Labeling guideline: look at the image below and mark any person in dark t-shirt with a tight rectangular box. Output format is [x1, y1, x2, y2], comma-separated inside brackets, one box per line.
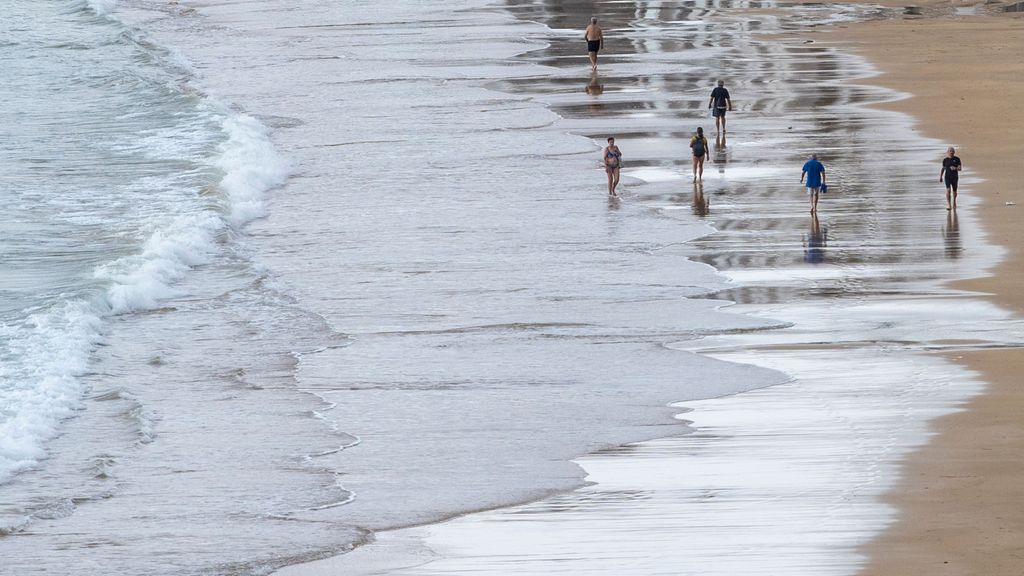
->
[939, 146, 962, 211]
[708, 80, 732, 133]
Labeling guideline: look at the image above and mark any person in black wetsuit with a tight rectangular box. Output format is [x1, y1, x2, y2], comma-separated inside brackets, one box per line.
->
[939, 146, 962, 211]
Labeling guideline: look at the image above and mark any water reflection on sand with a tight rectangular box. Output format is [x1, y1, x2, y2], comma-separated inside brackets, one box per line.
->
[280, 1, 1020, 575]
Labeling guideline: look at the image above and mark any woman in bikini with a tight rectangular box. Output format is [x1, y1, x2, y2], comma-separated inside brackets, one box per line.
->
[604, 136, 622, 197]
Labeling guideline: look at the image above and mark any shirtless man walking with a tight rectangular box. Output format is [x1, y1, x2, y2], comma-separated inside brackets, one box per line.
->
[584, 17, 603, 70]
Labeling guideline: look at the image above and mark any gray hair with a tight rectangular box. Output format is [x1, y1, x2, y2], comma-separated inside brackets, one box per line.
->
[717, 79, 724, 86]
[811, 153, 818, 160]
[591, 17, 598, 23]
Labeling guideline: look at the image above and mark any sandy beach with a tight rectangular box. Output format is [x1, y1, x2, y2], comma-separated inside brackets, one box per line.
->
[825, 3, 1024, 574]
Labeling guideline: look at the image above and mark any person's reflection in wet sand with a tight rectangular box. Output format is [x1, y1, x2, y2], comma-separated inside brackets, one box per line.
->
[692, 181, 709, 216]
[585, 71, 605, 113]
[585, 70, 604, 96]
[803, 213, 827, 263]
[942, 209, 961, 259]
[714, 132, 727, 174]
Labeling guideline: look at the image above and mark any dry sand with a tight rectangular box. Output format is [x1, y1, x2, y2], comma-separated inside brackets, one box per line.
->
[823, 4, 1024, 574]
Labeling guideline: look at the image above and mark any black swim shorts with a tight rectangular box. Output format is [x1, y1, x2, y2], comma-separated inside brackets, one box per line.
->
[587, 40, 601, 53]
[712, 107, 727, 118]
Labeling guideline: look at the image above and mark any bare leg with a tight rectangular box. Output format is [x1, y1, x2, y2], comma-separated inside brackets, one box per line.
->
[589, 51, 597, 70]
[810, 190, 819, 213]
[720, 115, 726, 133]
[946, 186, 953, 210]
[697, 156, 704, 180]
[611, 168, 620, 196]
[607, 170, 615, 196]
[691, 156, 698, 182]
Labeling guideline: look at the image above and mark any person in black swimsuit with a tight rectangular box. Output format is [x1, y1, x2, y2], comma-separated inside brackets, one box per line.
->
[604, 136, 622, 197]
[939, 146, 962, 210]
[584, 17, 603, 70]
[689, 127, 709, 182]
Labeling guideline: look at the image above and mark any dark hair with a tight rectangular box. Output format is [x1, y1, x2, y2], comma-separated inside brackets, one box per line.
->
[696, 127, 703, 135]
[607, 137, 615, 142]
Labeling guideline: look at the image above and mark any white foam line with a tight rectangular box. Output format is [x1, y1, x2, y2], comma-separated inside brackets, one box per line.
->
[314, 348, 981, 576]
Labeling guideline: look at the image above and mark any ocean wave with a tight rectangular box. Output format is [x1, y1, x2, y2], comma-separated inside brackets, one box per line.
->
[218, 114, 292, 227]
[0, 0, 290, 486]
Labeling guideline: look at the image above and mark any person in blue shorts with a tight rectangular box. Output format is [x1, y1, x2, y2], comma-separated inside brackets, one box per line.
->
[800, 153, 826, 213]
[708, 80, 732, 133]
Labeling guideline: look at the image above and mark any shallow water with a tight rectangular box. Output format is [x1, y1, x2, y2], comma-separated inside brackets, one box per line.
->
[278, 1, 1023, 575]
[2, 1, 783, 574]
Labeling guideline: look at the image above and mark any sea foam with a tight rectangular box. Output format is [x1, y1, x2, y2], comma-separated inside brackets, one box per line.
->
[0, 108, 289, 486]
[97, 110, 288, 315]
[218, 114, 291, 228]
[0, 302, 102, 485]
[84, 0, 117, 16]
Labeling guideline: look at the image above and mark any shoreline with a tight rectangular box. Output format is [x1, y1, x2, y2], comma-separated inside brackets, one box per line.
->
[824, 4, 1024, 574]
[273, 3, 1021, 574]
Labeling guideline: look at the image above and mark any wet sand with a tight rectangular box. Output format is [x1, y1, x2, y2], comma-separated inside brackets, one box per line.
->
[822, 4, 1024, 574]
[275, 2, 1024, 574]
